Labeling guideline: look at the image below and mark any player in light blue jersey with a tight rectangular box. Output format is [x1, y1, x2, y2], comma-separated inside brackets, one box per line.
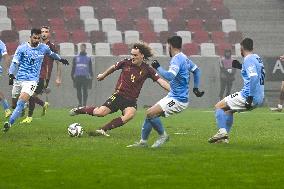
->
[127, 36, 204, 148]
[208, 38, 265, 143]
[0, 39, 12, 118]
[3, 28, 69, 132]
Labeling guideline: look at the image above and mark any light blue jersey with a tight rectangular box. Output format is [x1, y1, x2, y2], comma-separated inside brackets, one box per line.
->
[240, 53, 265, 105]
[10, 42, 61, 82]
[0, 40, 8, 74]
[168, 52, 198, 103]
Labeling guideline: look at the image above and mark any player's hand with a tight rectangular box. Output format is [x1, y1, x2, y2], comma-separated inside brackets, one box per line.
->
[245, 96, 253, 110]
[151, 60, 160, 70]
[55, 77, 61, 87]
[97, 73, 104, 81]
[280, 55, 284, 61]
[8, 74, 15, 85]
[59, 59, 69, 65]
[232, 60, 242, 70]
[193, 88, 205, 97]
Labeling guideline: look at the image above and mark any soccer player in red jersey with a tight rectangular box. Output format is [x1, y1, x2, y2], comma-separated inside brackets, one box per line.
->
[21, 26, 62, 123]
[69, 42, 170, 136]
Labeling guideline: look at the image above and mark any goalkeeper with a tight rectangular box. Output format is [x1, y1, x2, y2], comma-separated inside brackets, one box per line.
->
[127, 36, 204, 148]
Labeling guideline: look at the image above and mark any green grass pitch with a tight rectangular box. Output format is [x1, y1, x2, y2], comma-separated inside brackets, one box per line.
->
[0, 108, 284, 189]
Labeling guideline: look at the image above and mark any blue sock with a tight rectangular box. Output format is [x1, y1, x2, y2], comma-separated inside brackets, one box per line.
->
[149, 117, 165, 135]
[0, 99, 9, 110]
[215, 108, 226, 129]
[141, 118, 152, 141]
[9, 99, 26, 125]
[225, 114, 233, 133]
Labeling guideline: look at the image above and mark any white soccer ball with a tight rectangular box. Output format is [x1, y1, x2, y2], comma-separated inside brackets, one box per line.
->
[67, 123, 83, 137]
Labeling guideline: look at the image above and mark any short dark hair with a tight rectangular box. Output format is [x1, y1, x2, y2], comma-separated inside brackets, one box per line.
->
[31, 28, 41, 36]
[41, 26, 50, 30]
[240, 38, 253, 51]
[81, 43, 86, 48]
[167, 36, 182, 49]
[132, 42, 153, 60]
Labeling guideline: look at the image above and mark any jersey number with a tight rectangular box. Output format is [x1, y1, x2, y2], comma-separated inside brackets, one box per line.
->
[130, 74, 135, 82]
[167, 100, 175, 107]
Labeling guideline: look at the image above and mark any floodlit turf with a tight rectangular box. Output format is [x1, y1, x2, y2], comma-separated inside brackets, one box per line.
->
[0, 107, 284, 189]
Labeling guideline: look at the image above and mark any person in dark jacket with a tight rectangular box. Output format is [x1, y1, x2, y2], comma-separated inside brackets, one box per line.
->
[71, 43, 93, 107]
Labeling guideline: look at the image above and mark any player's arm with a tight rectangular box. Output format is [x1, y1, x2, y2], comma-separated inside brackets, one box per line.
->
[97, 64, 116, 81]
[156, 78, 170, 92]
[8, 47, 21, 85]
[45, 46, 69, 65]
[151, 60, 175, 81]
[244, 63, 258, 109]
[191, 65, 205, 97]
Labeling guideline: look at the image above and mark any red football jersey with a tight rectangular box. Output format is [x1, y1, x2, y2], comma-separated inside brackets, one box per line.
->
[39, 41, 58, 79]
[114, 59, 160, 101]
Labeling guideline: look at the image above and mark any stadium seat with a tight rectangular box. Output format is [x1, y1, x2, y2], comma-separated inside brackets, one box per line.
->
[148, 7, 163, 21]
[210, 0, 224, 9]
[222, 19, 237, 33]
[9, 5, 26, 19]
[76, 42, 93, 55]
[198, 7, 216, 20]
[181, 7, 199, 19]
[90, 31, 106, 43]
[135, 18, 153, 33]
[200, 43, 216, 56]
[182, 42, 200, 56]
[228, 31, 243, 44]
[164, 7, 180, 21]
[101, 18, 117, 32]
[191, 0, 210, 9]
[49, 18, 65, 30]
[0, 30, 18, 42]
[126, 0, 141, 10]
[30, 18, 49, 28]
[234, 43, 241, 57]
[117, 19, 135, 31]
[5, 41, 18, 55]
[71, 30, 88, 44]
[96, 7, 114, 20]
[215, 7, 231, 19]
[62, 6, 78, 20]
[153, 19, 168, 33]
[129, 8, 146, 19]
[141, 32, 157, 43]
[0, 18, 12, 31]
[107, 30, 122, 44]
[113, 6, 129, 21]
[84, 18, 99, 32]
[79, 6, 94, 20]
[54, 31, 70, 43]
[0, 5, 7, 18]
[13, 18, 30, 30]
[187, 19, 203, 32]
[193, 30, 209, 43]
[215, 42, 232, 56]
[65, 17, 84, 30]
[159, 31, 172, 44]
[168, 19, 186, 33]
[23, 0, 37, 9]
[59, 42, 75, 56]
[149, 43, 164, 56]
[19, 30, 30, 43]
[175, 0, 191, 9]
[176, 31, 192, 44]
[204, 18, 221, 31]
[211, 31, 226, 43]
[124, 30, 140, 44]
[95, 43, 111, 56]
[44, 8, 62, 19]
[112, 43, 128, 56]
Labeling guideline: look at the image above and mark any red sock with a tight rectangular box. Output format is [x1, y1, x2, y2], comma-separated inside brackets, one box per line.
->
[101, 117, 124, 131]
[77, 106, 96, 115]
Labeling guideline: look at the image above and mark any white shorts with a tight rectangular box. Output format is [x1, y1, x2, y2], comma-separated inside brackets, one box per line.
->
[12, 80, 37, 98]
[157, 96, 188, 117]
[224, 92, 253, 112]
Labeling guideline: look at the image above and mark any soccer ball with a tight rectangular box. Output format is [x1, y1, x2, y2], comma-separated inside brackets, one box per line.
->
[67, 123, 83, 137]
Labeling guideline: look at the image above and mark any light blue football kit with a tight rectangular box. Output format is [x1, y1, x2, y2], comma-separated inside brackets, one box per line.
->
[0, 40, 10, 111]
